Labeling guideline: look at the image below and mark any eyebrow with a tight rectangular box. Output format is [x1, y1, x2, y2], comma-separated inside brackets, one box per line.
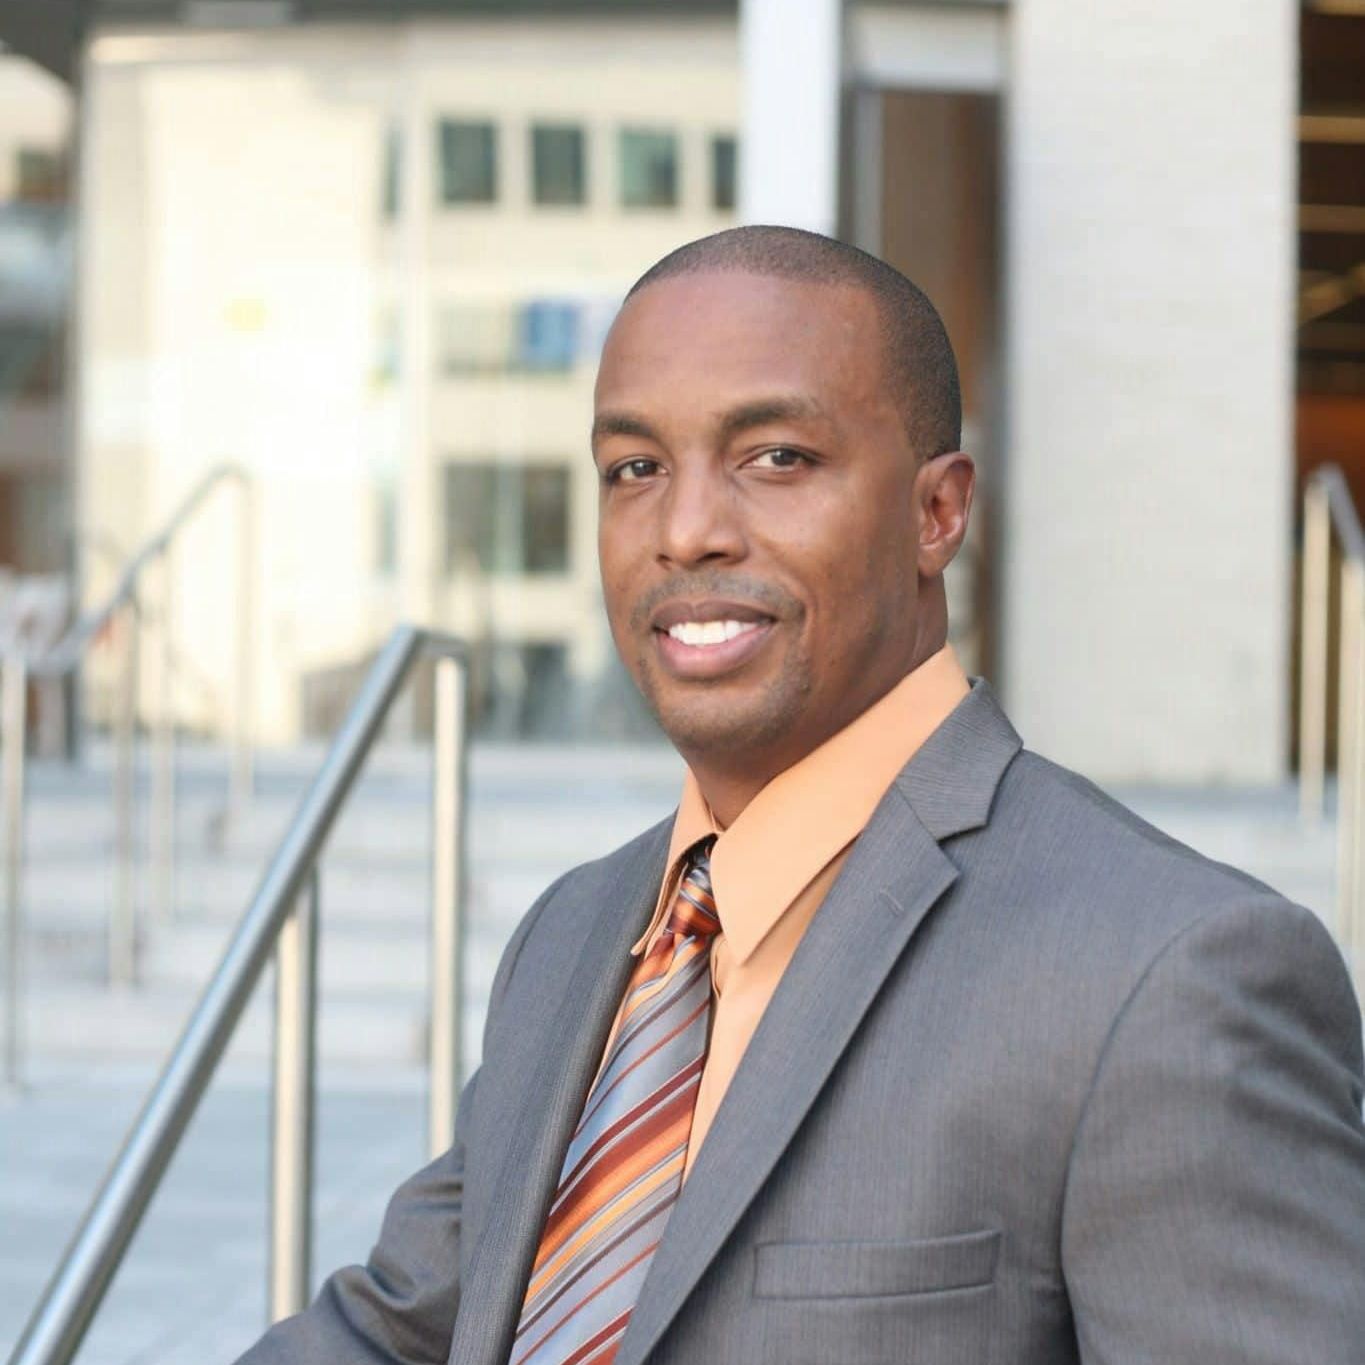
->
[715, 396, 827, 444]
[591, 411, 659, 448]
[591, 395, 827, 450]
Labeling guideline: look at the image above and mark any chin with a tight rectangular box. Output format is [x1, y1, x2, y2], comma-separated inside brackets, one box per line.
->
[628, 639, 815, 756]
[658, 710, 760, 757]
[649, 683, 809, 760]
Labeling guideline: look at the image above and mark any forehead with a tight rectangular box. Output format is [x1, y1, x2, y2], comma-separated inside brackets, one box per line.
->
[594, 270, 888, 421]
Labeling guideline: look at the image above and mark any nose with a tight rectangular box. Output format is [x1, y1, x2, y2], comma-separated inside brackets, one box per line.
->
[655, 460, 747, 569]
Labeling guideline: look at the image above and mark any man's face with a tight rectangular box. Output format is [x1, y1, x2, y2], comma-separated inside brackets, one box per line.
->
[593, 270, 944, 773]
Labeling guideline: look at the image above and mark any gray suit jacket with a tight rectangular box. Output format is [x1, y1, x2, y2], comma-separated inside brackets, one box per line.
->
[239, 678, 1365, 1365]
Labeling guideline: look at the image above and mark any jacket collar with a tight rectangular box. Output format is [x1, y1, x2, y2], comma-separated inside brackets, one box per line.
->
[894, 674, 1023, 840]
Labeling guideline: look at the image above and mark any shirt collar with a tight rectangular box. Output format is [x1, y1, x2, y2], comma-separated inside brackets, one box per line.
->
[632, 642, 971, 963]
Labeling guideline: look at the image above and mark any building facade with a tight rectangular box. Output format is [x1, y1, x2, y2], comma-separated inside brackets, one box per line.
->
[77, 14, 740, 743]
[0, 51, 70, 579]
[1, 0, 1335, 783]
[745, 0, 1300, 784]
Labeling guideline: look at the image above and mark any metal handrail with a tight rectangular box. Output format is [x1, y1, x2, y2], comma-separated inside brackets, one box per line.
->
[2, 462, 256, 1091]
[1298, 464, 1365, 964]
[30, 463, 246, 678]
[8, 625, 471, 1365]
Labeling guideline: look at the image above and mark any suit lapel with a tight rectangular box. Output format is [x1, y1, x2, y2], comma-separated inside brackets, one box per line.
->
[448, 822, 672, 1365]
[616, 678, 1022, 1365]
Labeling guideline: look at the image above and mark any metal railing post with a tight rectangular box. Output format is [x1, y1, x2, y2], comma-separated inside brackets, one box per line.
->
[3, 654, 28, 1090]
[110, 601, 140, 987]
[232, 475, 256, 814]
[269, 865, 319, 1324]
[1337, 560, 1365, 949]
[1348, 565, 1365, 972]
[1300, 480, 1330, 824]
[151, 549, 176, 921]
[428, 653, 468, 1158]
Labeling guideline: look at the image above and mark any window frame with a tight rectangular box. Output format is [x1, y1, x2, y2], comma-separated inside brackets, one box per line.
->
[531, 122, 588, 208]
[618, 126, 680, 210]
[436, 118, 499, 207]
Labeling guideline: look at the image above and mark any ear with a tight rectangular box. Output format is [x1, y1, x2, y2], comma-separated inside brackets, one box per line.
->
[916, 451, 975, 577]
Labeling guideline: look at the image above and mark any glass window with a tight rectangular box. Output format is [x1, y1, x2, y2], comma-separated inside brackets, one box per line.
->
[381, 125, 401, 219]
[439, 302, 515, 374]
[374, 306, 400, 384]
[711, 134, 737, 211]
[517, 300, 579, 372]
[532, 124, 586, 206]
[0, 204, 69, 399]
[0, 324, 61, 399]
[374, 475, 396, 574]
[15, 148, 64, 203]
[619, 129, 678, 208]
[439, 299, 584, 374]
[476, 642, 571, 740]
[443, 462, 570, 573]
[438, 120, 497, 205]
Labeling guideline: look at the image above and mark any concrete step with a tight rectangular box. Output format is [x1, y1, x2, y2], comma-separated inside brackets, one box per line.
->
[16, 853, 563, 923]
[23, 865, 556, 985]
[137, 914, 514, 995]
[29, 987, 424, 1068]
[25, 952, 505, 1070]
[17, 789, 677, 860]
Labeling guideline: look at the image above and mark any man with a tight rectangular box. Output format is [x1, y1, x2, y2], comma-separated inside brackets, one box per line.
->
[239, 226, 1365, 1365]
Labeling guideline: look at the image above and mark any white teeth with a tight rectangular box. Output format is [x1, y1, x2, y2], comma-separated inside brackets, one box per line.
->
[667, 620, 760, 647]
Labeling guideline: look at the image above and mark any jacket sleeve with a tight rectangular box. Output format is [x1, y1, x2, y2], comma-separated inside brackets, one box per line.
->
[232, 872, 568, 1365]
[1060, 895, 1365, 1364]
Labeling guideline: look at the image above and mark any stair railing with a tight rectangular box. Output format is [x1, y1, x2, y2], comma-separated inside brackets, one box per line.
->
[7, 625, 471, 1365]
[1, 462, 255, 1090]
[1298, 463, 1365, 965]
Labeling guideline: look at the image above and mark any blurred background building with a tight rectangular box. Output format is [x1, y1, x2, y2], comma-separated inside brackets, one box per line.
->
[3, 5, 1363, 1362]
[7, 4, 744, 750]
[0, 0, 1356, 782]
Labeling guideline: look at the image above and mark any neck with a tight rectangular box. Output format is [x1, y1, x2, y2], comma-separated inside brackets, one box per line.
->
[686, 617, 949, 828]
[691, 760, 784, 831]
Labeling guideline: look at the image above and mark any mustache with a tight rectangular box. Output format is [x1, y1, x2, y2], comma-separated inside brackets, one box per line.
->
[629, 571, 800, 631]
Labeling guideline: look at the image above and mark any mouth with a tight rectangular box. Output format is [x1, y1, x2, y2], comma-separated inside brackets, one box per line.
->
[649, 598, 779, 681]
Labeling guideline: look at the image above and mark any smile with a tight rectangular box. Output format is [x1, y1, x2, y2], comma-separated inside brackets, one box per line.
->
[653, 617, 776, 679]
[666, 619, 763, 646]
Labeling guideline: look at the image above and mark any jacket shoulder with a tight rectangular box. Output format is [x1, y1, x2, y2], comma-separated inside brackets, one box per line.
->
[977, 747, 1323, 956]
[949, 748, 1356, 1090]
[1007, 747, 1282, 889]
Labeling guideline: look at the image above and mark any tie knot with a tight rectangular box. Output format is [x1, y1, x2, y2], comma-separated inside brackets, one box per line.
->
[665, 837, 720, 941]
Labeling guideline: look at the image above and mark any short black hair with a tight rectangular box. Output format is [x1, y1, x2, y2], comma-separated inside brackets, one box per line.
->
[625, 224, 962, 462]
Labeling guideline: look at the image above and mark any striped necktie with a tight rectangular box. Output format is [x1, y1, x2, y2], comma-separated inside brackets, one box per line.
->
[510, 837, 721, 1365]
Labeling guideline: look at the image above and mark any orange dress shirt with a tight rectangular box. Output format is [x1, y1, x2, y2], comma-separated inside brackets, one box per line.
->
[591, 643, 970, 1181]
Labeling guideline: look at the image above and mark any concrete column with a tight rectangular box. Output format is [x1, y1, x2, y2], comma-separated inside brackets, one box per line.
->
[1004, 0, 1297, 783]
[739, 0, 844, 233]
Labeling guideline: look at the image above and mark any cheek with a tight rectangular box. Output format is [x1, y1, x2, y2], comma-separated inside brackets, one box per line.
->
[792, 517, 917, 648]
[596, 519, 631, 599]
[597, 524, 651, 661]
[782, 490, 869, 575]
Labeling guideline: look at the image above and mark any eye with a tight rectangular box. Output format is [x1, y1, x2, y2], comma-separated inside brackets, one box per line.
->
[747, 447, 812, 471]
[606, 457, 663, 484]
